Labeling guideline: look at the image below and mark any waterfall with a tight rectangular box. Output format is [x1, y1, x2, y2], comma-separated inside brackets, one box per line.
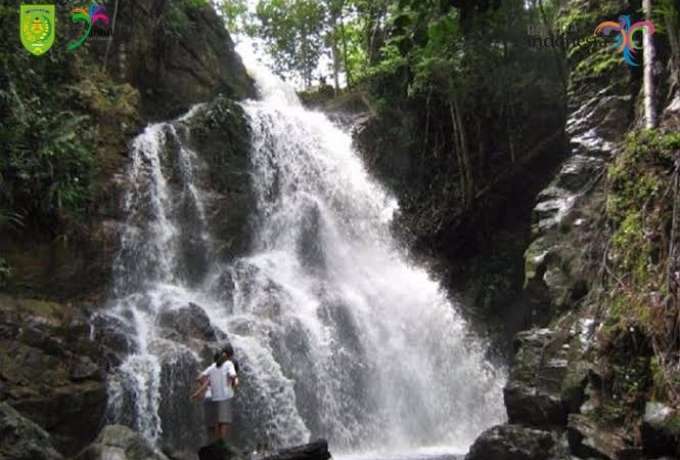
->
[103, 60, 506, 456]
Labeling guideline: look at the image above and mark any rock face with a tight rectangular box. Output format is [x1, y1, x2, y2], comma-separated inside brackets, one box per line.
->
[0, 402, 64, 460]
[75, 0, 256, 119]
[522, 0, 634, 321]
[464, 1, 650, 457]
[0, 295, 112, 456]
[74, 425, 170, 460]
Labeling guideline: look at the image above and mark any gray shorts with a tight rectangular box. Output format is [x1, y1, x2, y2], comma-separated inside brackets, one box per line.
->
[204, 399, 233, 427]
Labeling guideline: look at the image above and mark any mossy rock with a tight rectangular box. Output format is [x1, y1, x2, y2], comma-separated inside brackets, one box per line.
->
[185, 96, 255, 262]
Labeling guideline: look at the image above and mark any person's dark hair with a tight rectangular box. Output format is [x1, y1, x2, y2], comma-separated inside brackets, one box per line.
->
[214, 350, 227, 368]
[222, 343, 234, 358]
[221, 343, 239, 373]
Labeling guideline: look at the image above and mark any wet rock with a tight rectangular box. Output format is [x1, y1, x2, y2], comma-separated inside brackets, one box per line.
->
[0, 402, 63, 460]
[157, 302, 218, 341]
[75, 425, 170, 460]
[90, 313, 136, 360]
[464, 424, 564, 460]
[262, 440, 332, 460]
[198, 439, 331, 460]
[641, 401, 680, 458]
[186, 98, 256, 263]
[567, 414, 641, 460]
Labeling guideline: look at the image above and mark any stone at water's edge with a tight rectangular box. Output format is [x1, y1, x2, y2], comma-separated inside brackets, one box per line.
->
[262, 440, 331, 460]
[198, 439, 331, 460]
[0, 402, 63, 460]
[503, 326, 588, 429]
[464, 424, 567, 460]
[74, 425, 170, 460]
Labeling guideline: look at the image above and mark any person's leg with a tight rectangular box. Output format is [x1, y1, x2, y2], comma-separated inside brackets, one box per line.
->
[204, 400, 218, 443]
[216, 399, 232, 440]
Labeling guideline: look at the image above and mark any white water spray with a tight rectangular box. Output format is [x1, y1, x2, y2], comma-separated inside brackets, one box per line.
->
[104, 56, 506, 455]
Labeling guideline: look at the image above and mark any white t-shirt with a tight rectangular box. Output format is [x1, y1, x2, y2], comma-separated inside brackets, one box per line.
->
[200, 360, 237, 401]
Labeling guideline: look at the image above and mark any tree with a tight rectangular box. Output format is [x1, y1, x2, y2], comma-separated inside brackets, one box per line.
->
[255, 0, 326, 88]
[642, 0, 658, 128]
[221, 0, 254, 40]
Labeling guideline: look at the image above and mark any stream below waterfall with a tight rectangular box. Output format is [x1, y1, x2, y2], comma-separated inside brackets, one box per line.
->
[99, 55, 507, 457]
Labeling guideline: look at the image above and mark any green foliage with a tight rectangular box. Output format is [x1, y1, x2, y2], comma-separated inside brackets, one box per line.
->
[599, 129, 680, 411]
[255, 0, 326, 88]
[0, 4, 136, 235]
[221, 0, 254, 38]
[161, 0, 208, 40]
[185, 0, 208, 10]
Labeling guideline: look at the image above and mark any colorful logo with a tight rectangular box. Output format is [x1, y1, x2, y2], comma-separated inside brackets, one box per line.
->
[67, 3, 110, 50]
[594, 15, 655, 67]
[20, 5, 55, 56]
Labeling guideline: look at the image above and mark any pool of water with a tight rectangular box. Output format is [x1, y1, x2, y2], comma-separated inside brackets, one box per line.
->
[335, 446, 465, 460]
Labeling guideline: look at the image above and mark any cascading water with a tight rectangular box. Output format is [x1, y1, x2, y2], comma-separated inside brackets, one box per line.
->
[102, 59, 507, 456]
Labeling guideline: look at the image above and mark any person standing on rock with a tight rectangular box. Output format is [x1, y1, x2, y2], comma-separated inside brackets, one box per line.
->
[191, 347, 239, 441]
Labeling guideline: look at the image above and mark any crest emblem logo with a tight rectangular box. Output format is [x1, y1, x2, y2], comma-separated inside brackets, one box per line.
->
[20, 5, 55, 56]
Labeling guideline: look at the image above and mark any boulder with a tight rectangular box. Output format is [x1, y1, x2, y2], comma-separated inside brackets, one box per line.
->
[157, 302, 218, 342]
[503, 328, 576, 428]
[464, 424, 565, 460]
[0, 402, 63, 460]
[641, 401, 680, 458]
[75, 425, 170, 460]
[98, 0, 256, 119]
[262, 440, 332, 460]
[198, 439, 331, 460]
[567, 414, 642, 460]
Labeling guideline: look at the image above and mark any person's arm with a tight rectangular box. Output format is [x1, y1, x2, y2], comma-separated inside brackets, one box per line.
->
[196, 364, 212, 383]
[190, 379, 209, 400]
[227, 361, 239, 388]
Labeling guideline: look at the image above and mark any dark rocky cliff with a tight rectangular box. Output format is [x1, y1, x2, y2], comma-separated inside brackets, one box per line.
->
[0, 0, 255, 456]
[464, 0, 680, 458]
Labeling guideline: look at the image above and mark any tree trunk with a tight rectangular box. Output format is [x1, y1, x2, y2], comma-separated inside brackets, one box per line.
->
[331, 24, 340, 93]
[339, 12, 352, 86]
[452, 92, 474, 206]
[450, 102, 468, 206]
[102, 0, 120, 72]
[643, 0, 657, 128]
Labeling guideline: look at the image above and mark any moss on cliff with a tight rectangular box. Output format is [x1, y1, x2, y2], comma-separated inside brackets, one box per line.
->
[590, 129, 680, 425]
